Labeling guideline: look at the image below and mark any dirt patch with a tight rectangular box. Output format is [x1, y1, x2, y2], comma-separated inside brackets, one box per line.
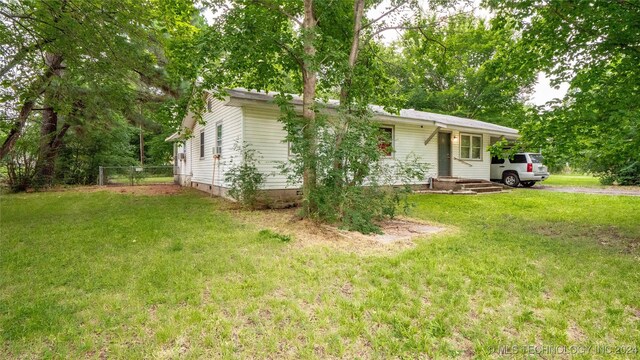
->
[567, 322, 586, 342]
[234, 208, 449, 254]
[56, 184, 183, 196]
[528, 223, 639, 254]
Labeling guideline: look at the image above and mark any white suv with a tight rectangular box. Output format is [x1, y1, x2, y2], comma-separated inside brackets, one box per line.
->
[490, 153, 550, 187]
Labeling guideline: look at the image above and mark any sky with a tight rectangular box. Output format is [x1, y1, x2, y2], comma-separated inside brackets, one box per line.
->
[530, 73, 570, 106]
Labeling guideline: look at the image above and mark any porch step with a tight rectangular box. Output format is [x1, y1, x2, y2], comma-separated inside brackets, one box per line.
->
[461, 183, 496, 189]
[454, 178, 490, 184]
[430, 177, 506, 194]
[470, 186, 504, 193]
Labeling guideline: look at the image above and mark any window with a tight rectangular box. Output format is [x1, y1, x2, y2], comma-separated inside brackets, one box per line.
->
[199, 131, 205, 158]
[529, 154, 544, 163]
[510, 154, 527, 163]
[378, 126, 394, 157]
[215, 123, 222, 155]
[207, 98, 212, 112]
[491, 156, 504, 164]
[460, 134, 482, 160]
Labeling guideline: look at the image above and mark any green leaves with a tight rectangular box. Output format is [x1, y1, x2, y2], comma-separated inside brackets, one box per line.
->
[390, 13, 534, 127]
[489, 0, 640, 183]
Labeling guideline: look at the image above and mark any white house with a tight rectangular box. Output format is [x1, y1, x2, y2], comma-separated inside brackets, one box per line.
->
[167, 88, 519, 199]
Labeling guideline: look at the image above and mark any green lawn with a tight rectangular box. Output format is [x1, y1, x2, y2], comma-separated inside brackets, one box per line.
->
[1, 189, 639, 358]
[544, 174, 602, 187]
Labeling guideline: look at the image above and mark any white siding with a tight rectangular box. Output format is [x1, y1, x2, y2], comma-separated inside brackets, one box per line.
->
[181, 101, 496, 190]
[243, 107, 292, 189]
[386, 122, 439, 183]
[449, 130, 491, 180]
[243, 108, 443, 188]
[188, 96, 243, 187]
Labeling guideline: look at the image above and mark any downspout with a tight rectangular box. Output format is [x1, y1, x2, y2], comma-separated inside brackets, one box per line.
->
[211, 154, 218, 197]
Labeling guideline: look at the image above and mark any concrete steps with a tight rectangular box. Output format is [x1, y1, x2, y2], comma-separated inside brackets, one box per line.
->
[460, 182, 504, 193]
[467, 186, 504, 193]
[430, 177, 506, 194]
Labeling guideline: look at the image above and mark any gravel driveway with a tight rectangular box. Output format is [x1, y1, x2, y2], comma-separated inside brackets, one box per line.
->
[526, 185, 640, 196]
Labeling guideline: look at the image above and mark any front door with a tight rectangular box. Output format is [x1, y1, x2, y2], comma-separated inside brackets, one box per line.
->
[438, 132, 451, 177]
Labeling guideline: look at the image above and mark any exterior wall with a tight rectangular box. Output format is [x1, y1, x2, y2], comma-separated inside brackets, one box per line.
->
[243, 106, 294, 189]
[243, 106, 441, 188]
[449, 130, 491, 180]
[175, 96, 243, 189]
[388, 122, 439, 182]
[176, 101, 499, 193]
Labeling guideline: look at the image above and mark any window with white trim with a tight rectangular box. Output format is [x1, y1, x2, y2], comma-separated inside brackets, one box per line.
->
[199, 130, 205, 159]
[460, 133, 482, 160]
[378, 126, 394, 157]
[215, 123, 222, 155]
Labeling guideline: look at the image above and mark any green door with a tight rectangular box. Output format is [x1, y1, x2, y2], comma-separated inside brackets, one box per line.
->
[438, 133, 451, 177]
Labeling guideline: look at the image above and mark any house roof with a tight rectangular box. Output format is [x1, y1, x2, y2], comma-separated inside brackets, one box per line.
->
[225, 88, 519, 136]
[167, 88, 519, 141]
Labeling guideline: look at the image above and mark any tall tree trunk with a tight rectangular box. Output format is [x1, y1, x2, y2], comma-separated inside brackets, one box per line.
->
[301, 0, 318, 216]
[334, 0, 365, 183]
[0, 54, 64, 159]
[339, 0, 365, 106]
[34, 53, 65, 187]
[35, 105, 59, 185]
[139, 125, 145, 166]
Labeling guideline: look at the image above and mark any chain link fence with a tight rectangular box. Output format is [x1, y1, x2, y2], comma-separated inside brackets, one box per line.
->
[98, 166, 175, 186]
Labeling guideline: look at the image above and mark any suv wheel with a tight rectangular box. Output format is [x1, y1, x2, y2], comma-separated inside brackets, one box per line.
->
[503, 172, 520, 187]
[521, 181, 536, 188]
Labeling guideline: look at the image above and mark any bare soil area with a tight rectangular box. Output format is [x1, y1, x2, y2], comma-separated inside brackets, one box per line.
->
[54, 184, 183, 195]
[233, 207, 450, 254]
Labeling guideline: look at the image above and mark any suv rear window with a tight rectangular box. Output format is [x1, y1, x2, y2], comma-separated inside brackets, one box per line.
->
[529, 154, 544, 163]
[510, 154, 527, 163]
[491, 156, 505, 164]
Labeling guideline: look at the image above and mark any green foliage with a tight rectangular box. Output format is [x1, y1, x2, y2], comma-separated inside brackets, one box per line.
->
[225, 141, 267, 209]
[56, 117, 137, 185]
[3, 124, 39, 191]
[390, 14, 535, 127]
[0, 0, 198, 188]
[488, 0, 640, 185]
[278, 102, 430, 233]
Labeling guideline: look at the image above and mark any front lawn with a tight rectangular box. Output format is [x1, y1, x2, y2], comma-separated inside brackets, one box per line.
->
[1, 188, 639, 358]
[544, 174, 602, 187]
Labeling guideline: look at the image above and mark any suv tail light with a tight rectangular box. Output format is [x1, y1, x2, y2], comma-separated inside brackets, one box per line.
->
[527, 163, 533, 172]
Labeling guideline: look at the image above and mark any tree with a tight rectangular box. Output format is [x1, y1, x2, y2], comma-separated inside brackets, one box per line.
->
[388, 13, 535, 127]
[487, 0, 640, 184]
[0, 0, 196, 187]
[191, 0, 424, 227]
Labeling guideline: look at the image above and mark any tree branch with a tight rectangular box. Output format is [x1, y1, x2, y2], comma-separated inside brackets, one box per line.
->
[251, 0, 302, 26]
[362, 0, 409, 30]
[0, 40, 52, 78]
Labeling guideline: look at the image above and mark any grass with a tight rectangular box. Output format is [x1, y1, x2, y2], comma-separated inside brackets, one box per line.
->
[544, 174, 602, 187]
[1, 188, 639, 358]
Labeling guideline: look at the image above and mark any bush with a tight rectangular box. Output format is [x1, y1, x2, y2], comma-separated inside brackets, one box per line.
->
[597, 161, 640, 186]
[2, 124, 39, 192]
[225, 142, 266, 208]
[278, 101, 430, 234]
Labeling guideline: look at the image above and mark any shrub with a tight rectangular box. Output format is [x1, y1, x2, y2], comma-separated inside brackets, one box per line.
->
[225, 142, 266, 208]
[2, 124, 39, 192]
[277, 101, 431, 234]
